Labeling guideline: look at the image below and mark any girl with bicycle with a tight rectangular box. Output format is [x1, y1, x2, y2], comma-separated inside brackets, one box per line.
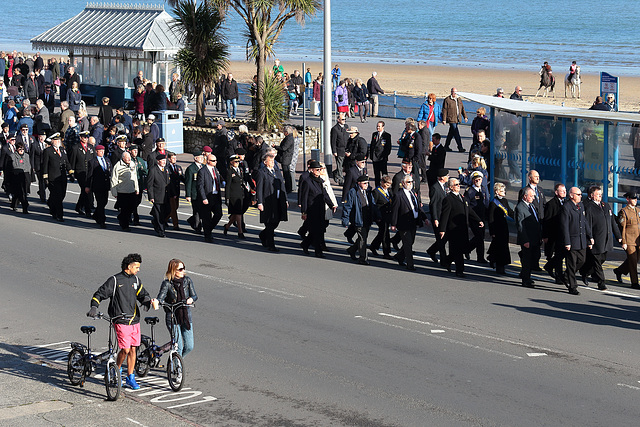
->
[156, 259, 198, 357]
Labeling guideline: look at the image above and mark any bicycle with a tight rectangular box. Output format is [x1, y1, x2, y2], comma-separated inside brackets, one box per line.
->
[67, 312, 130, 401]
[135, 301, 192, 391]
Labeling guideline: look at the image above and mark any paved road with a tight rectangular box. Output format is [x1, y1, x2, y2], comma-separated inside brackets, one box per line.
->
[1, 176, 640, 426]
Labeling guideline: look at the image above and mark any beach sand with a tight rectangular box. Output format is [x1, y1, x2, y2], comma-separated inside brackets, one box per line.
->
[226, 59, 640, 112]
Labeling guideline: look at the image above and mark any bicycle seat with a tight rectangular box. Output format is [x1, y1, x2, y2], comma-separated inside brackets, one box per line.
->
[80, 326, 96, 334]
[145, 317, 159, 325]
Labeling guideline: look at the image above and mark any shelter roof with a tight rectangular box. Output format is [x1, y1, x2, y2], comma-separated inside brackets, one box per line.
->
[458, 92, 640, 125]
[31, 3, 182, 54]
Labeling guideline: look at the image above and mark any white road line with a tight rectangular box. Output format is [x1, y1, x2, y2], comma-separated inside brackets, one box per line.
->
[618, 383, 640, 391]
[24, 341, 70, 349]
[379, 312, 555, 354]
[189, 271, 305, 299]
[126, 418, 148, 427]
[355, 315, 523, 360]
[32, 232, 74, 245]
[526, 353, 548, 357]
[431, 330, 445, 333]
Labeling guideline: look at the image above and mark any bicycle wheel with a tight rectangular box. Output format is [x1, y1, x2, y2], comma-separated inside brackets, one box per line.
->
[104, 360, 122, 401]
[166, 352, 185, 392]
[135, 342, 151, 377]
[67, 348, 85, 386]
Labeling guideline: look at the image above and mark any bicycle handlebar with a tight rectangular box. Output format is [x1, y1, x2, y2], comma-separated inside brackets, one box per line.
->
[159, 301, 194, 310]
[87, 312, 133, 323]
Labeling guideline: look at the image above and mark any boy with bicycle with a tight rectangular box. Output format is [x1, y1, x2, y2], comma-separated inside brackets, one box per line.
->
[88, 253, 158, 390]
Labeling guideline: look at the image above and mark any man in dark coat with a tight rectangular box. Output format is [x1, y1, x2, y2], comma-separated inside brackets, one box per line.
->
[518, 170, 546, 270]
[330, 113, 348, 185]
[440, 177, 483, 277]
[369, 121, 392, 187]
[69, 131, 95, 217]
[300, 160, 336, 258]
[31, 133, 49, 202]
[427, 168, 449, 265]
[197, 154, 223, 242]
[275, 125, 296, 193]
[185, 151, 204, 234]
[579, 186, 620, 290]
[342, 175, 375, 265]
[255, 152, 288, 251]
[39, 85, 56, 115]
[147, 154, 171, 237]
[86, 145, 112, 228]
[369, 175, 393, 259]
[542, 184, 567, 283]
[464, 171, 490, 263]
[166, 152, 184, 230]
[390, 174, 425, 271]
[427, 133, 446, 191]
[221, 73, 239, 119]
[341, 154, 367, 243]
[561, 187, 593, 295]
[41, 133, 69, 221]
[516, 187, 543, 288]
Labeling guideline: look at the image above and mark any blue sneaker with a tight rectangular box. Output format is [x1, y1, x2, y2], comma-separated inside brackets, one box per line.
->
[125, 373, 140, 390]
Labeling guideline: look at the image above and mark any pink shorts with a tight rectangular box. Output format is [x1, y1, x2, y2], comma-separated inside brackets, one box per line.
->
[114, 323, 141, 349]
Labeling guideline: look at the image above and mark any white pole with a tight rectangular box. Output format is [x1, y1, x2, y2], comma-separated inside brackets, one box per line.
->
[323, 0, 333, 167]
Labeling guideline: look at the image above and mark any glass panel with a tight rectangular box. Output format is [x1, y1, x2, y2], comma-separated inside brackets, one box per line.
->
[84, 57, 95, 84]
[110, 59, 122, 86]
[492, 110, 522, 200]
[101, 58, 110, 85]
[158, 62, 167, 89]
[611, 123, 636, 203]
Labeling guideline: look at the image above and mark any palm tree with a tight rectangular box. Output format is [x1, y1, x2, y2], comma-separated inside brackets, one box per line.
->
[171, 0, 229, 125]
[209, 0, 321, 132]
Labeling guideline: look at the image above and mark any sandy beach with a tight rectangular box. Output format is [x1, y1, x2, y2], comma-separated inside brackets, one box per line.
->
[226, 59, 640, 113]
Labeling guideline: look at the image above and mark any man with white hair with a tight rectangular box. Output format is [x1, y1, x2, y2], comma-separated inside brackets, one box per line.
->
[111, 151, 139, 231]
[366, 71, 384, 117]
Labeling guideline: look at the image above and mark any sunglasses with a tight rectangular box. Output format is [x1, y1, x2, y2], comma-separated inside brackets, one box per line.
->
[208, 160, 217, 163]
[177, 267, 185, 272]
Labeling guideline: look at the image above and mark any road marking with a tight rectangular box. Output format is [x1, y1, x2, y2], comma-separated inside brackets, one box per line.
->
[378, 312, 554, 354]
[32, 232, 74, 245]
[189, 271, 305, 299]
[526, 353, 547, 357]
[618, 383, 640, 391]
[355, 315, 522, 360]
[24, 341, 70, 349]
[431, 330, 445, 334]
[126, 418, 148, 427]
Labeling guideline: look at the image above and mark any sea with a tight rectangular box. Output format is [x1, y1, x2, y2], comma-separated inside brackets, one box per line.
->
[2, 0, 640, 76]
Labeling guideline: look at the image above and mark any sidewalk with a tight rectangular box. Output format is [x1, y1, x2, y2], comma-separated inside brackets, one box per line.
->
[0, 342, 197, 427]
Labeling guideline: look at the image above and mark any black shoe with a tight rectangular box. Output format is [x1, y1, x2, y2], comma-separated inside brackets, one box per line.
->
[445, 147, 453, 152]
[477, 258, 489, 264]
[544, 265, 555, 279]
[132, 220, 141, 226]
[522, 281, 535, 288]
[615, 270, 623, 283]
[406, 266, 417, 271]
[268, 246, 280, 252]
[204, 236, 213, 243]
[346, 248, 357, 261]
[458, 148, 466, 153]
[315, 253, 326, 258]
[393, 254, 406, 267]
[99, 222, 107, 229]
[455, 272, 466, 278]
[464, 252, 470, 260]
[358, 260, 370, 266]
[427, 251, 438, 264]
[158, 232, 165, 238]
[555, 277, 564, 284]
[631, 283, 640, 290]
[238, 233, 246, 239]
[56, 217, 64, 222]
[75, 208, 84, 215]
[568, 288, 580, 295]
[531, 266, 543, 272]
[496, 268, 506, 275]
[344, 231, 354, 244]
[368, 246, 379, 257]
[597, 284, 607, 291]
[581, 274, 589, 286]
[297, 228, 305, 239]
[392, 240, 400, 251]
[223, 224, 229, 235]
[300, 242, 310, 255]
[383, 254, 393, 260]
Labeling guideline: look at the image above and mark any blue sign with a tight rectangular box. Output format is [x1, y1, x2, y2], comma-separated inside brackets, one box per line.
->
[600, 72, 619, 111]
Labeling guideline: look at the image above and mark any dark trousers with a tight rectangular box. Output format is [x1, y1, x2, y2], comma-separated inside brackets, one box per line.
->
[580, 250, 607, 286]
[333, 156, 345, 184]
[93, 190, 108, 225]
[168, 196, 179, 227]
[348, 225, 370, 261]
[564, 248, 586, 290]
[116, 192, 136, 229]
[372, 161, 388, 188]
[395, 227, 416, 268]
[10, 173, 29, 211]
[47, 179, 67, 219]
[187, 199, 202, 231]
[133, 191, 143, 223]
[445, 123, 463, 150]
[282, 164, 296, 193]
[427, 227, 447, 265]
[202, 194, 223, 238]
[75, 173, 91, 214]
[447, 235, 468, 274]
[36, 169, 46, 201]
[468, 220, 485, 260]
[260, 222, 279, 248]
[614, 245, 639, 285]
[370, 220, 390, 255]
[301, 217, 325, 255]
[544, 240, 565, 278]
[520, 244, 541, 284]
[151, 200, 170, 233]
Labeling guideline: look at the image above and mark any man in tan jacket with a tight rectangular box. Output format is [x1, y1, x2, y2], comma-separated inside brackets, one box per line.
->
[441, 87, 468, 153]
[614, 192, 640, 289]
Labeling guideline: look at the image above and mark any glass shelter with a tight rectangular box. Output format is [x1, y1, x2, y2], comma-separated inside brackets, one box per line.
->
[31, 3, 182, 107]
[459, 93, 640, 209]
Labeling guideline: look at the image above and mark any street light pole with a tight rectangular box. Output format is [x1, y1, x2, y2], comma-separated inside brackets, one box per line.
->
[323, 0, 332, 168]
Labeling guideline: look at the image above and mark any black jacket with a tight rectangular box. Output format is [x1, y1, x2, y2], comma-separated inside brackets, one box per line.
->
[561, 201, 592, 249]
[330, 123, 348, 156]
[391, 188, 423, 230]
[276, 133, 295, 166]
[69, 143, 94, 175]
[584, 199, 620, 254]
[515, 200, 542, 246]
[87, 156, 112, 192]
[255, 166, 288, 224]
[542, 196, 564, 240]
[370, 131, 391, 162]
[441, 192, 481, 238]
[147, 164, 170, 204]
[342, 165, 365, 201]
[518, 184, 546, 220]
[429, 181, 446, 225]
[91, 271, 151, 325]
[167, 163, 184, 198]
[221, 79, 238, 100]
[42, 145, 69, 182]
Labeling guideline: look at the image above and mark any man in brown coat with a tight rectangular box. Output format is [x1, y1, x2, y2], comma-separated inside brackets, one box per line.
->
[441, 87, 468, 152]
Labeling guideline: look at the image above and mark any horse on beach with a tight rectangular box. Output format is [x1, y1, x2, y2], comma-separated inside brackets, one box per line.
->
[535, 66, 555, 97]
[564, 65, 581, 98]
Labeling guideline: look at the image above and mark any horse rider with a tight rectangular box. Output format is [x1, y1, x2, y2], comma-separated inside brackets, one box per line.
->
[568, 61, 577, 85]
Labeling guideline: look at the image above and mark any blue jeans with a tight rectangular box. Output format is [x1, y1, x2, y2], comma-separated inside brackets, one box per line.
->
[225, 98, 237, 118]
[171, 323, 194, 357]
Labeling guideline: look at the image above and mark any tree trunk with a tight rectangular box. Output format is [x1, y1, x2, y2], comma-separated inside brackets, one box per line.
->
[256, 45, 266, 132]
[196, 84, 205, 126]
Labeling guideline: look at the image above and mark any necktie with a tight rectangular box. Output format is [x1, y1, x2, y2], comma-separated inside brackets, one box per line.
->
[100, 157, 106, 170]
[529, 204, 538, 222]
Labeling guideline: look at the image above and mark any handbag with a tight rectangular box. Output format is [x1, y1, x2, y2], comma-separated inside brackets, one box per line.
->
[337, 94, 344, 103]
[54, 78, 60, 86]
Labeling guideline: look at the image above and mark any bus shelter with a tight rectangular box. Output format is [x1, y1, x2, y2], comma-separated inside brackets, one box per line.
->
[459, 92, 640, 206]
[31, 3, 182, 106]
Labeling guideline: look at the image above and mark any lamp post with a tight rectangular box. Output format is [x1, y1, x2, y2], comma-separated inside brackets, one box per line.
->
[323, 0, 333, 168]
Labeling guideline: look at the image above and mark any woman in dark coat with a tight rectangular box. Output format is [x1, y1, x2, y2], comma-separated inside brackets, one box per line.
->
[224, 155, 250, 238]
[67, 81, 82, 113]
[487, 182, 514, 274]
[299, 160, 336, 257]
[255, 153, 288, 251]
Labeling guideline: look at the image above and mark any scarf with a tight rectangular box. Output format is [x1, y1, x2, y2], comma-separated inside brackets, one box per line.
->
[172, 277, 191, 330]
